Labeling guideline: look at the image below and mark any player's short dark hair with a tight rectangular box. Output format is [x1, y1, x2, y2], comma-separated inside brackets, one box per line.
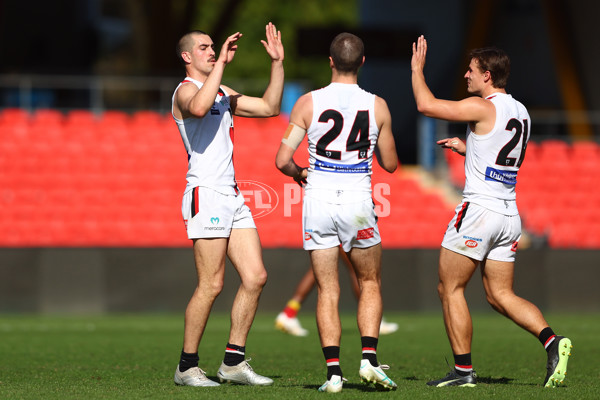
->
[176, 30, 209, 65]
[469, 47, 510, 88]
[329, 32, 364, 74]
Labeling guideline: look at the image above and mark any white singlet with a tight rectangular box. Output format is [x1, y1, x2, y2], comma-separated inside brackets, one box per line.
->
[302, 83, 381, 251]
[305, 82, 378, 203]
[172, 77, 237, 196]
[463, 92, 530, 215]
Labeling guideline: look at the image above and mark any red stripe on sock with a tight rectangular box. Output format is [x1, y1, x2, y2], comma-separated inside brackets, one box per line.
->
[362, 347, 376, 352]
[544, 334, 556, 348]
[283, 306, 297, 318]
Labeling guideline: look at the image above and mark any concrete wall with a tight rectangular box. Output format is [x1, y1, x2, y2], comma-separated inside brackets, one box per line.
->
[1, 248, 598, 314]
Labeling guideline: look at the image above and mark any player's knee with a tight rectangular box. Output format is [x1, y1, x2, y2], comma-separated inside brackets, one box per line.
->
[242, 267, 268, 291]
[198, 279, 224, 299]
[485, 288, 510, 311]
[485, 293, 500, 309]
[436, 281, 446, 298]
[358, 278, 380, 291]
[317, 282, 340, 299]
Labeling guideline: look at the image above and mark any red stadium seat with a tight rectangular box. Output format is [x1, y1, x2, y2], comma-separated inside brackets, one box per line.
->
[0, 108, 29, 124]
[31, 108, 64, 125]
[65, 109, 97, 126]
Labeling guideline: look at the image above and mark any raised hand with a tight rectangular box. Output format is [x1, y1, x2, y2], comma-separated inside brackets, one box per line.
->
[261, 22, 284, 62]
[219, 32, 243, 65]
[411, 35, 427, 73]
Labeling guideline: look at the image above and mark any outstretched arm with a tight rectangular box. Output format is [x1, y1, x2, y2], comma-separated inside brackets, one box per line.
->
[230, 22, 285, 117]
[411, 35, 490, 123]
[176, 32, 242, 119]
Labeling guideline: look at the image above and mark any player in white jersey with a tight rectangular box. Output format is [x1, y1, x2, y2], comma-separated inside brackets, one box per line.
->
[275, 33, 399, 392]
[171, 23, 284, 388]
[411, 35, 571, 388]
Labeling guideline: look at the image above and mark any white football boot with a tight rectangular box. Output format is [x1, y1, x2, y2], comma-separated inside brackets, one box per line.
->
[318, 375, 346, 393]
[174, 365, 220, 387]
[275, 312, 309, 336]
[217, 359, 273, 386]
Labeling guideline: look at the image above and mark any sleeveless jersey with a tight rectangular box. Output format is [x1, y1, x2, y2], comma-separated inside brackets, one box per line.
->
[463, 93, 530, 215]
[305, 83, 378, 197]
[172, 77, 237, 195]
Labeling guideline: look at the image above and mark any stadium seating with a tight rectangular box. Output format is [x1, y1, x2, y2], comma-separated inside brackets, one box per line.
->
[7, 108, 595, 249]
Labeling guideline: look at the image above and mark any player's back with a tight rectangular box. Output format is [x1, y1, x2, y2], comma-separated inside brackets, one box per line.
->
[305, 83, 378, 198]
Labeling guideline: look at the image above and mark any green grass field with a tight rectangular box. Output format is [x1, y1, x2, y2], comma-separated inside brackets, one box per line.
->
[0, 312, 597, 399]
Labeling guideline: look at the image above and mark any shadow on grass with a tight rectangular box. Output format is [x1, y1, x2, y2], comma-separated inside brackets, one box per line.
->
[476, 376, 515, 384]
[303, 383, 396, 392]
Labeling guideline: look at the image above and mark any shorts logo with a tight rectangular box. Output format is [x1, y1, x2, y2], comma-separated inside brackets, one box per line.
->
[304, 231, 312, 240]
[357, 227, 375, 240]
[205, 216, 225, 231]
[511, 241, 519, 252]
[465, 239, 478, 248]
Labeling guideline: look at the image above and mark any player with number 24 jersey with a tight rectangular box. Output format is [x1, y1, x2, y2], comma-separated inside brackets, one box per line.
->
[305, 83, 379, 195]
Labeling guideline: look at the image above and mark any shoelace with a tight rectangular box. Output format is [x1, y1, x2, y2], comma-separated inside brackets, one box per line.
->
[189, 367, 208, 378]
[242, 358, 254, 371]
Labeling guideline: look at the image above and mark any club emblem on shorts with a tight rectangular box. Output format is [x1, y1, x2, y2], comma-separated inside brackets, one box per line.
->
[304, 230, 312, 240]
[356, 227, 375, 240]
[465, 239, 478, 248]
[511, 241, 519, 252]
[210, 217, 220, 225]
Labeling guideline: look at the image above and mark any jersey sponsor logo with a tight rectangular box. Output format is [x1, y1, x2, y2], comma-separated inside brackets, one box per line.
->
[210, 217, 220, 225]
[210, 105, 220, 115]
[314, 159, 369, 174]
[511, 241, 519, 252]
[484, 167, 517, 185]
[462, 235, 482, 242]
[357, 227, 375, 240]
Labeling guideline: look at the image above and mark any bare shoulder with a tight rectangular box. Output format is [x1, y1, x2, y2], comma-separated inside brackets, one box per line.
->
[374, 95, 390, 110]
[176, 81, 199, 99]
[289, 92, 313, 128]
[464, 95, 495, 111]
[173, 82, 199, 118]
[374, 95, 392, 125]
[295, 92, 313, 108]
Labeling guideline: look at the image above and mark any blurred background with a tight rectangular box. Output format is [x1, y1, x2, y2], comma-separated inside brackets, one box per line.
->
[1, 0, 599, 314]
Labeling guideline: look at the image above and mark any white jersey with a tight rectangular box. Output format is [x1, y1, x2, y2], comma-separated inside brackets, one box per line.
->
[172, 77, 237, 195]
[305, 83, 378, 202]
[463, 93, 530, 215]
